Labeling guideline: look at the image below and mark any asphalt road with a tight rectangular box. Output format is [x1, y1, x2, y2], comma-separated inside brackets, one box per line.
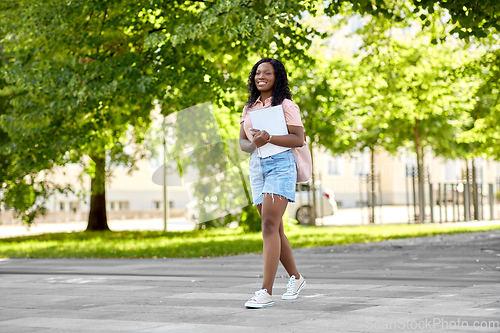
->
[1, 230, 499, 332]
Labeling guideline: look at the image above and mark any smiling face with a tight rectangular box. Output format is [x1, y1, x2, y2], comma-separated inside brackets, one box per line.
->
[254, 62, 275, 95]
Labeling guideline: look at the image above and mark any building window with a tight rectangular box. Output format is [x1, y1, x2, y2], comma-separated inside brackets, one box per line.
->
[118, 202, 129, 210]
[109, 202, 114, 210]
[153, 201, 174, 209]
[352, 150, 369, 176]
[69, 202, 79, 212]
[472, 158, 485, 184]
[326, 155, 343, 176]
[59, 202, 65, 211]
[402, 150, 417, 176]
[443, 160, 458, 182]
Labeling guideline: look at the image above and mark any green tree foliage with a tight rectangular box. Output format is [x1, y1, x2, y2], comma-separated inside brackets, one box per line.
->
[2, 0, 498, 230]
[325, 0, 500, 39]
[354, 31, 479, 222]
[356, 41, 477, 156]
[458, 49, 500, 159]
[292, 57, 358, 156]
[0, 0, 324, 229]
[290, 55, 357, 223]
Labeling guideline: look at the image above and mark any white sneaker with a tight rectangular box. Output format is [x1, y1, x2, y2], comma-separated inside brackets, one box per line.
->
[282, 274, 306, 300]
[245, 289, 274, 308]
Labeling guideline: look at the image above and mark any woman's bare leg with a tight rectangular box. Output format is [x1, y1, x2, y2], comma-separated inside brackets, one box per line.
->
[256, 203, 300, 286]
[259, 194, 288, 295]
[278, 220, 300, 278]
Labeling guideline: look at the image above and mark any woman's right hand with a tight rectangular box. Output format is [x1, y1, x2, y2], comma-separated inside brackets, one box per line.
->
[250, 129, 270, 148]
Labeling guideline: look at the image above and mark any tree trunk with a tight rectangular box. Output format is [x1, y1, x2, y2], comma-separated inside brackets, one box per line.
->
[370, 148, 376, 223]
[465, 159, 470, 221]
[309, 140, 317, 226]
[471, 158, 478, 220]
[86, 155, 109, 231]
[163, 136, 168, 231]
[414, 120, 425, 224]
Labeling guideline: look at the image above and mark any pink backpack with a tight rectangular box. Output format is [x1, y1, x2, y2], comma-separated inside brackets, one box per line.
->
[293, 131, 312, 183]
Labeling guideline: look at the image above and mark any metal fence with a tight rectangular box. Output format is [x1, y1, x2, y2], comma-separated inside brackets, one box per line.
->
[359, 173, 382, 224]
[406, 166, 500, 223]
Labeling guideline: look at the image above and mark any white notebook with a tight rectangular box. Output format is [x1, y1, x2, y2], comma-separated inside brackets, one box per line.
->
[249, 105, 291, 158]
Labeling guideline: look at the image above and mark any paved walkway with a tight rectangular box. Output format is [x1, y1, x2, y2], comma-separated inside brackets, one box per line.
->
[0, 230, 499, 332]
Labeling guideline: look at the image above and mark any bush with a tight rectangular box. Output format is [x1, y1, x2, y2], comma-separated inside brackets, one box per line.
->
[196, 213, 233, 230]
[239, 205, 261, 233]
[238, 205, 297, 233]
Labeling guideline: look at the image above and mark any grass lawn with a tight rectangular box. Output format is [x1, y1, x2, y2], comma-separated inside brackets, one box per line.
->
[0, 223, 499, 259]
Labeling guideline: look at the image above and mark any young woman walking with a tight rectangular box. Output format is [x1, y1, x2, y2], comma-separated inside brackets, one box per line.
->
[239, 58, 306, 308]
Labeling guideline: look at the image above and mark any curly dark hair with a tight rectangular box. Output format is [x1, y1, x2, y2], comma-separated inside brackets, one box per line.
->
[246, 58, 292, 108]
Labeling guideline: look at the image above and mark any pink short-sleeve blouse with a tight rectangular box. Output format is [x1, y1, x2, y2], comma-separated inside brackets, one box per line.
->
[240, 97, 303, 141]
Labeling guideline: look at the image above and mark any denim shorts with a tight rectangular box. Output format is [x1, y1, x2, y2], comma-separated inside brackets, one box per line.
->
[249, 149, 297, 206]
